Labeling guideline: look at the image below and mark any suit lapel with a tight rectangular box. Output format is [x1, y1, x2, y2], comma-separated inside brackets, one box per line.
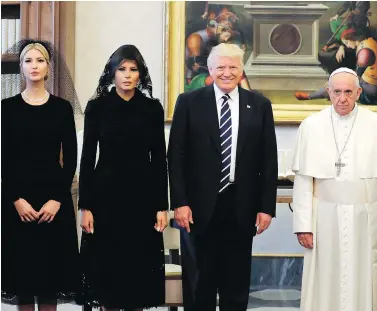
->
[236, 88, 253, 161]
[203, 86, 221, 155]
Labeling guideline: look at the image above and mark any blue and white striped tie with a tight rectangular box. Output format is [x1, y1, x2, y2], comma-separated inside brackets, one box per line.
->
[219, 94, 231, 193]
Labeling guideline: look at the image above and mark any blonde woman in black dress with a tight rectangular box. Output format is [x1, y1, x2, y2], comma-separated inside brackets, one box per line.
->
[1, 40, 80, 310]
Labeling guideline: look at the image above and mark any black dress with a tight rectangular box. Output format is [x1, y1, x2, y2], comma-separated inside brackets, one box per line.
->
[78, 88, 168, 310]
[1, 94, 80, 302]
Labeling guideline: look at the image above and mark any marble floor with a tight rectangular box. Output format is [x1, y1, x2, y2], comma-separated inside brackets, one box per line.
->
[2, 289, 300, 311]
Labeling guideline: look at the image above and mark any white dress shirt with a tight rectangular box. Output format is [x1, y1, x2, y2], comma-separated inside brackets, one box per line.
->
[213, 83, 239, 182]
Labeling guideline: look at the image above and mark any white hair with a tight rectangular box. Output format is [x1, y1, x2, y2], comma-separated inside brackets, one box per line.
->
[328, 67, 360, 88]
[207, 43, 244, 70]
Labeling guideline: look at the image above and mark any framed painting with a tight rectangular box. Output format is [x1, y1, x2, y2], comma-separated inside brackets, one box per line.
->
[164, 1, 377, 124]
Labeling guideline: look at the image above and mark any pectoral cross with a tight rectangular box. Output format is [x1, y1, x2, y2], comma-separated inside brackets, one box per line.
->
[335, 158, 345, 176]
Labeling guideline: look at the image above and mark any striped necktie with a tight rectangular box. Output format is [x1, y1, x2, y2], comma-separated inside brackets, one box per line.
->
[219, 94, 231, 193]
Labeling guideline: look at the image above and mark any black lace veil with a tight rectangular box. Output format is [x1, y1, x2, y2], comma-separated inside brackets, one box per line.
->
[91, 44, 155, 100]
[1, 39, 83, 117]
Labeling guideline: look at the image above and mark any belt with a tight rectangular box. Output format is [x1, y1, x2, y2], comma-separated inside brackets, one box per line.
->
[313, 179, 369, 205]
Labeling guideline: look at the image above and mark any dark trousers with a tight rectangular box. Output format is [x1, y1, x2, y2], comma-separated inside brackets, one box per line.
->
[181, 185, 253, 311]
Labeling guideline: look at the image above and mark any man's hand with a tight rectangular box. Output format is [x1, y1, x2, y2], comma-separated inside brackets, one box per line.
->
[174, 206, 193, 233]
[255, 212, 272, 235]
[81, 210, 94, 234]
[296, 232, 313, 249]
[38, 200, 61, 224]
[14, 198, 39, 222]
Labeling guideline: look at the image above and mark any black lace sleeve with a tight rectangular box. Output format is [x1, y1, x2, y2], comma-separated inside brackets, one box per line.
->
[150, 100, 169, 211]
[46, 99, 77, 203]
[78, 100, 100, 211]
[1, 99, 20, 202]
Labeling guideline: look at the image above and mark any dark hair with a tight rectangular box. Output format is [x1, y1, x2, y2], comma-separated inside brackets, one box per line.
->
[92, 44, 154, 99]
[341, 27, 369, 42]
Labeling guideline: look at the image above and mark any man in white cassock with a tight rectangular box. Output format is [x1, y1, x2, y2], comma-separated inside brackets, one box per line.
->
[292, 67, 377, 311]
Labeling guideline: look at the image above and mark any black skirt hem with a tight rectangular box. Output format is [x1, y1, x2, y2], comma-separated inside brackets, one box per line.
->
[77, 298, 166, 311]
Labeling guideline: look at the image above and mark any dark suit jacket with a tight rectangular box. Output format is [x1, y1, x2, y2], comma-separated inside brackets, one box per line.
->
[168, 85, 278, 236]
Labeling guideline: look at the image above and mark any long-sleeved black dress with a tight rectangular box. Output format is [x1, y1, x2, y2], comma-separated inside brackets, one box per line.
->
[1, 94, 80, 301]
[78, 88, 168, 310]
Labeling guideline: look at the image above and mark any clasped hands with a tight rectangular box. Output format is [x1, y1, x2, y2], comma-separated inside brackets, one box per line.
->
[80, 209, 168, 234]
[175, 205, 272, 235]
[14, 198, 61, 224]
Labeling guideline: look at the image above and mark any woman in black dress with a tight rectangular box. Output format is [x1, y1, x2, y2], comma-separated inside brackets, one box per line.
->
[79, 45, 168, 311]
[1, 40, 80, 310]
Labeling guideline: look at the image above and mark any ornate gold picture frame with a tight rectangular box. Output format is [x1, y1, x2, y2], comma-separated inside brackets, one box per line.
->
[164, 2, 377, 124]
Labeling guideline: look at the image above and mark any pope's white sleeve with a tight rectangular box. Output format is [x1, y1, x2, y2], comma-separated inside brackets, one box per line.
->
[292, 173, 314, 233]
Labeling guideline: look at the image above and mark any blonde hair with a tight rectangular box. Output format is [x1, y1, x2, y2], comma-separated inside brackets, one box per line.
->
[207, 43, 244, 70]
[20, 43, 50, 80]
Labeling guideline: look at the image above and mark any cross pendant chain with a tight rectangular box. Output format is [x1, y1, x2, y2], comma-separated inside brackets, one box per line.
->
[331, 107, 358, 178]
[335, 157, 346, 176]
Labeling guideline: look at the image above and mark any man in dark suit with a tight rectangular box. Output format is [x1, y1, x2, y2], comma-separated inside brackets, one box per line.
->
[168, 43, 278, 311]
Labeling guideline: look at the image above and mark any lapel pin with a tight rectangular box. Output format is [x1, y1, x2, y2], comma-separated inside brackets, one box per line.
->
[247, 105, 251, 108]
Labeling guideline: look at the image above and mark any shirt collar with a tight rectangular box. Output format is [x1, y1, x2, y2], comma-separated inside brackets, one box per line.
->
[110, 86, 140, 103]
[213, 83, 239, 104]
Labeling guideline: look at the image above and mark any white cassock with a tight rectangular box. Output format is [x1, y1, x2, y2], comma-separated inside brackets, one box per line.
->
[292, 104, 377, 311]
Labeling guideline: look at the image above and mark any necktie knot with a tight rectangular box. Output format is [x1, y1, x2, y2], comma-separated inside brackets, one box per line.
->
[221, 94, 230, 104]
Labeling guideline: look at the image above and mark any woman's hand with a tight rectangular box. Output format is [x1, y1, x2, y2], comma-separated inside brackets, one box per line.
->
[38, 200, 61, 224]
[154, 211, 168, 232]
[81, 209, 94, 234]
[14, 198, 39, 222]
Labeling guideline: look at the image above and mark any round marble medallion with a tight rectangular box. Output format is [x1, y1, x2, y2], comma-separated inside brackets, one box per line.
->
[270, 24, 302, 55]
